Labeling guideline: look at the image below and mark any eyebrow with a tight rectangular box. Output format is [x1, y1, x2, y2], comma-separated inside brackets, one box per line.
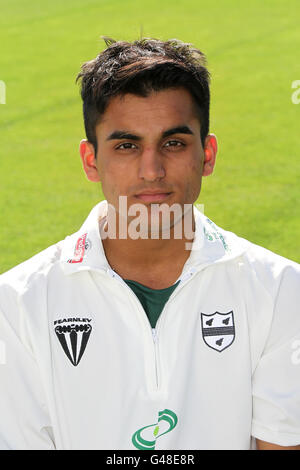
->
[162, 126, 194, 138]
[106, 131, 141, 141]
[106, 126, 194, 141]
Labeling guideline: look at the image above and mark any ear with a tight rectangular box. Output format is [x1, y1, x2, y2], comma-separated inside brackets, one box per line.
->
[202, 134, 218, 176]
[79, 139, 101, 182]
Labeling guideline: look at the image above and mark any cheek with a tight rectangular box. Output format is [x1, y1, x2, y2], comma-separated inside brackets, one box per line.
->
[99, 156, 129, 179]
[182, 152, 203, 180]
[189, 160, 202, 176]
[98, 161, 130, 201]
[182, 155, 203, 199]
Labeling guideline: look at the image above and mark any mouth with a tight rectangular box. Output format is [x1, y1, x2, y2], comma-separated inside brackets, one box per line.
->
[134, 192, 173, 203]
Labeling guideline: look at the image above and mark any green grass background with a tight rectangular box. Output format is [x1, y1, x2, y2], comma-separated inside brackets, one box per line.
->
[0, 0, 299, 273]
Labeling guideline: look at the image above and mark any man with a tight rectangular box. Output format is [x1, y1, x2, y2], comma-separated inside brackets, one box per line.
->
[0, 38, 299, 450]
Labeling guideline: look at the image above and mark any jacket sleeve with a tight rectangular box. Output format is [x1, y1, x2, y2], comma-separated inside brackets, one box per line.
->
[251, 262, 300, 446]
[0, 294, 55, 450]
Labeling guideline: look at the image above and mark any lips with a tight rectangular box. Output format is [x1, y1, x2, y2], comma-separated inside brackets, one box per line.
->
[134, 190, 172, 203]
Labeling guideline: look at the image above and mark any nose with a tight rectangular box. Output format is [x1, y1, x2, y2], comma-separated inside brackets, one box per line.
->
[138, 147, 166, 182]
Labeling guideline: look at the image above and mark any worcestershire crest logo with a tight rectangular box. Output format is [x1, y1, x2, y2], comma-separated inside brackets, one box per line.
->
[54, 317, 92, 366]
[200, 311, 235, 352]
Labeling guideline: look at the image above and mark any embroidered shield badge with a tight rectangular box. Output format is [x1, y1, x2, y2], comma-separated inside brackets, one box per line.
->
[200, 311, 235, 352]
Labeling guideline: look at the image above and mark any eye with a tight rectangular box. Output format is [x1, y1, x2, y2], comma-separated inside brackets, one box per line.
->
[116, 142, 138, 150]
[164, 140, 185, 148]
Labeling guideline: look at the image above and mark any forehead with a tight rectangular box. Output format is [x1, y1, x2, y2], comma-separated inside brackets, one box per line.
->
[96, 88, 200, 136]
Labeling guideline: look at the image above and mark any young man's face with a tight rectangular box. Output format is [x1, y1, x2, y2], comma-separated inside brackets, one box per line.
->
[80, 87, 217, 230]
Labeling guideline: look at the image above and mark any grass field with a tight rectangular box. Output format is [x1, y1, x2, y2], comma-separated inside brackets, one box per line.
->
[0, 0, 299, 273]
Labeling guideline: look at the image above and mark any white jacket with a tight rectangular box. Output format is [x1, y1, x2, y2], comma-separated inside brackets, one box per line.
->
[0, 201, 300, 450]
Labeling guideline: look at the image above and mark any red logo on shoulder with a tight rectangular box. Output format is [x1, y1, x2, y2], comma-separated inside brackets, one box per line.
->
[68, 233, 88, 264]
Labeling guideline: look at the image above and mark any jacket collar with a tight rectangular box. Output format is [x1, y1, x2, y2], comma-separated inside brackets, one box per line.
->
[60, 200, 247, 275]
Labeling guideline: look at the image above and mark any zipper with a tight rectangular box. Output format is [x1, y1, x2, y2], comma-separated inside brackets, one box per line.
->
[106, 267, 160, 391]
[153, 266, 197, 335]
[152, 328, 157, 343]
[105, 266, 200, 392]
[152, 328, 159, 388]
[102, 254, 244, 391]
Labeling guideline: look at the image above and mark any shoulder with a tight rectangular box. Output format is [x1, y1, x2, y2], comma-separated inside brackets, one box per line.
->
[0, 240, 64, 303]
[237, 235, 300, 292]
[201, 212, 300, 302]
[226, 233, 300, 340]
[0, 241, 66, 343]
[200, 210, 299, 279]
[218, 229, 300, 350]
[194, 209, 300, 297]
[203, 210, 300, 282]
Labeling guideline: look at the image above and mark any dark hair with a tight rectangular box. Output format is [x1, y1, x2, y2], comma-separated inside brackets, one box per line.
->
[76, 37, 211, 156]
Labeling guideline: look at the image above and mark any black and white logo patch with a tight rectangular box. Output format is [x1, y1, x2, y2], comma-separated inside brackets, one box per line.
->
[54, 317, 92, 366]
[200, 311, 235, 352]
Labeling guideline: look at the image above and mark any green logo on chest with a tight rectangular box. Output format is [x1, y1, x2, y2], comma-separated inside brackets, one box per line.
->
[132, 409, 178, 450]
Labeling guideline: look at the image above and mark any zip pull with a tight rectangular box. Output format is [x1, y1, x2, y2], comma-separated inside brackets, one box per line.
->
[179, 267, 197, 283]
[152, 328, 157, 343]
[107, 267, 123, 281]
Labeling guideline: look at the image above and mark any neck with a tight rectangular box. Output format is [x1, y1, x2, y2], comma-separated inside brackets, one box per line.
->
[100, 210, 195, 288]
